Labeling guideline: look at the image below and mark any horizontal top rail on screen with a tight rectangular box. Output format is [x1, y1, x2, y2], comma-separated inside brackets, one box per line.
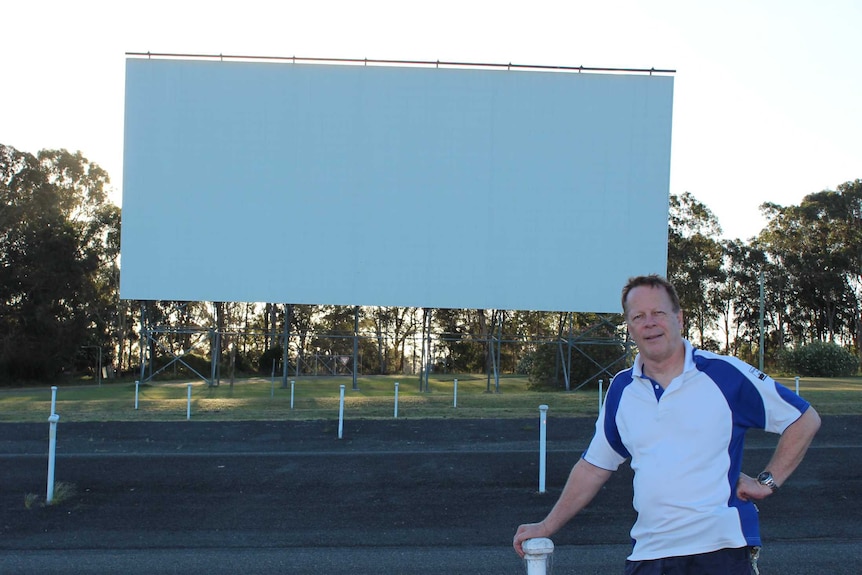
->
[125, 52, 676, 75]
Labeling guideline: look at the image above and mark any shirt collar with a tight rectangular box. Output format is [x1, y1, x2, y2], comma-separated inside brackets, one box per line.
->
[632, 338, 696, 380]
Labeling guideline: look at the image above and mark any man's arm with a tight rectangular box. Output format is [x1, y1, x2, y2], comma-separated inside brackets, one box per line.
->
[737, 406, 821, 501]
[513, 458, 613, 557]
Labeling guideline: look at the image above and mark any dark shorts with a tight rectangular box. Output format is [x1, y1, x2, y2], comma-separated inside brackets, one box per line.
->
[624, 546, 753, 575]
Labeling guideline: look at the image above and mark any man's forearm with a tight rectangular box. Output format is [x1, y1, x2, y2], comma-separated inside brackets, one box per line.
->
[541, 458, 613, 534]
[766, 407, 821, 486]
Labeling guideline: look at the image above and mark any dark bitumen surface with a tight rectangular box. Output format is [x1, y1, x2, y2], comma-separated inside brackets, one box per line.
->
[1, 416, 860, 574]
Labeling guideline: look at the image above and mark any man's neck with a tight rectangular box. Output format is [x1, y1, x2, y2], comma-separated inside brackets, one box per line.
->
[642, 343, 686, 389]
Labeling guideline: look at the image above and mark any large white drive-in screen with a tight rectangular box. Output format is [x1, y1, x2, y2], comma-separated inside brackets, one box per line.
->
[121, 58, 673, 312]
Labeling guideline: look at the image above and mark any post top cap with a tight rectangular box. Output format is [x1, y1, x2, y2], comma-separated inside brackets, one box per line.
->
[522, 537, 554, 554]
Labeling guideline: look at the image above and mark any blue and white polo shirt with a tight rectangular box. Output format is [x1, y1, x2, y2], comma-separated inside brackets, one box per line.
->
[583, 339, 810, 561]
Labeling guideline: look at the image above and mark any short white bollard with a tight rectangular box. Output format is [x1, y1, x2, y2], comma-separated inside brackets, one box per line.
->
[186, 383, 193, 420]
[337, 385, 345, 439]
[523, 537, 554, 575]
[453, 378, 458, 408]
[135, 380, 140, 410]
[795, 376, 800, 395]
[539, 404, 549, 494]
[50, 385, 58, 415]
[47, 412, 60, 504]
[394, 382, 399, 418]
[290, 380, 295, 409]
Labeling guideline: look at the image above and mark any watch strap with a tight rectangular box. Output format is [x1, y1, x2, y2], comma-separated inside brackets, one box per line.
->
[756, 470, 779, 492]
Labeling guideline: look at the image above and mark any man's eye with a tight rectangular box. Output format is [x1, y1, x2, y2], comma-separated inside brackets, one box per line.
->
[654, 311, 666, 318]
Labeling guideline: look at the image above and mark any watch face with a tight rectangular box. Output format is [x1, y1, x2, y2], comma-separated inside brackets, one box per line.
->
[756, 471, 778, 491]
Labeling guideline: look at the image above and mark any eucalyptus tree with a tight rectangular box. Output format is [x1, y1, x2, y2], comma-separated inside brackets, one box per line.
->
[667, 192, 726, 349]
[0, 144, 118, 381]
[366, 306, 419, 374]
[434, 308, 490, 372]
[830, 180, 862, 356]
[718, 239, 763, 355]
[207, 301, 263, 376]
[759, 181, 861, 347]
[289, 304, 319, 373]
[312, 305, 359, 355]
[720, 238, 789, 365]
[497, 309, 555, 373]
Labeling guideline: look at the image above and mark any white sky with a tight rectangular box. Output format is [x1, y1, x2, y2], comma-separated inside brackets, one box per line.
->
[2, 0, 860, 241]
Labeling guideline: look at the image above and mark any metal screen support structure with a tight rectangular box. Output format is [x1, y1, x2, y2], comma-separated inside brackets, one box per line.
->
[209, 328, 220, 387]
[419, 308, 432, 393]
[140, 327, 213, 384]
[566, 313, 574, 391]
[136, 302, 217, 385]
[555, 312, 575, 392]
[487, 310, 503, 393]
[139, 302, 147, 385]
[282, 304, 291, 388]
[495, 310, 503, 393]
[352, 306, 359, 391]
[558, 339, 570, 392]
[566, 313, 632, 391]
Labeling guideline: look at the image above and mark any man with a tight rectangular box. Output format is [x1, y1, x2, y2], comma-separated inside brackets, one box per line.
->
[513, 274, 821, 574]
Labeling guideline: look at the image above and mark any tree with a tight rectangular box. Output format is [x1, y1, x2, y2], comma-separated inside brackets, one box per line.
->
[434, 308, 491, 372]
[759, 182, 860, 348]
[366, 306, 419, 374]
[827, 180, 862, 358]
[718, 239, 765, 356]
[0, 145, 118, 381]
[288, 304, 317, 375]
[667, 192, 726, 349]
[507, 310, 559, 374]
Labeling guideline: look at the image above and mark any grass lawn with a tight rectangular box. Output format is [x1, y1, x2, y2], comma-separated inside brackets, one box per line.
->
[1, 374, 859, 423]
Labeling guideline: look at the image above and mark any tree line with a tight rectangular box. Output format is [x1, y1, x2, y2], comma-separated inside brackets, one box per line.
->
[1, 143, 859, 385]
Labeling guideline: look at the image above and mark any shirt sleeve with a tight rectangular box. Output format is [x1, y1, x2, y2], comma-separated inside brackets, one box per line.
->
[729, 356, 811, 434]
[582, 378, 630, 471]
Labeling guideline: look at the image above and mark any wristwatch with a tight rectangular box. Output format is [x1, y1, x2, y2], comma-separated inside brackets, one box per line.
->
[756, 470, 779, 492]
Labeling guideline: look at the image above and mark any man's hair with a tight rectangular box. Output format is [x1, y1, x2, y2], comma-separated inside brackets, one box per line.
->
[621, 274, 682, 315]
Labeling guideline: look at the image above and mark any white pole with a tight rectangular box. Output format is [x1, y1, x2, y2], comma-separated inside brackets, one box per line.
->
[290, 380, 295, 409]
[453, 378, 458, 408]
[539, 404, 549, 494]
[795, 376, 800, 395]
[598, 379, 604, 412]
[186, 383, 193, 420]
[50, 386, 58, 415]
[394, 382, 399, 418]
[135, 381, 140, 410]
[46, 413, 60, 503]
[337, 385, 345, 439]
[522, 537, 555, 575]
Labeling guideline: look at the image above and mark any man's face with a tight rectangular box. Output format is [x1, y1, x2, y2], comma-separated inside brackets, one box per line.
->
[625, 285, 684, 364]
